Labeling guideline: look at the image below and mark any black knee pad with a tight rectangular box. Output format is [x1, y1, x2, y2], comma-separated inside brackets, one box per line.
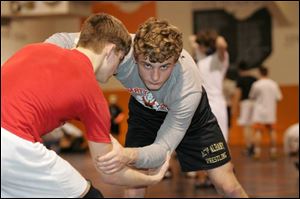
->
[83, 183, 104, 198]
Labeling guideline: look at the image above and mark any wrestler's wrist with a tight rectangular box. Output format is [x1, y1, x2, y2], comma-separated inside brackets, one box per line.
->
[124, 148, 138, 166]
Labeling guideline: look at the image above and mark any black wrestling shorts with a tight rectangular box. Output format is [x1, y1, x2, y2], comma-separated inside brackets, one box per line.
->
[125, 87, 231, 172]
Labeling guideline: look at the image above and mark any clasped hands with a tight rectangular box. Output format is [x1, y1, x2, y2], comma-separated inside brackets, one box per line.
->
[96, 135, 170, 176]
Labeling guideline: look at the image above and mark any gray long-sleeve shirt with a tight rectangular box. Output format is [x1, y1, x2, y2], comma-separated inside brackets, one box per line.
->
[45, 32, 203, 168]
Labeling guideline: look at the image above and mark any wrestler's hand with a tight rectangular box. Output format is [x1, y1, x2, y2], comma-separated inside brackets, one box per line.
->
[96, 135, 133, 174]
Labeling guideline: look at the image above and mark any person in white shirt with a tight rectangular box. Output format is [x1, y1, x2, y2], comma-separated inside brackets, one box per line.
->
[193, 30, 229, 142]
[249, 66, 282, 160]
[189, 30, 229, 188]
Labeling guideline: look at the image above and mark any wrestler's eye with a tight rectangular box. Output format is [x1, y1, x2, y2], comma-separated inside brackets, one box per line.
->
[160, 65, 169, 70]
[144, 63, 152, 69]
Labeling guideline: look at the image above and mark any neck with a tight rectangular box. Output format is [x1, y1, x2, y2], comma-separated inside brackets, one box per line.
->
[76, 47, 104, 72]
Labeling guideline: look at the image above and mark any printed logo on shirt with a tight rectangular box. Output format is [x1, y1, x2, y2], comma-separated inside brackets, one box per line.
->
[127, 88, 169, 112]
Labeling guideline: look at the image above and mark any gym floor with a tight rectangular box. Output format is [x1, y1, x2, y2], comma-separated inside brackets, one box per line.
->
[61, 145, 299, 198]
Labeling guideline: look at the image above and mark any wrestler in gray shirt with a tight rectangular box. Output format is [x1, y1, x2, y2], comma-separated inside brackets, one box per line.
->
[45, 32, 203, 168]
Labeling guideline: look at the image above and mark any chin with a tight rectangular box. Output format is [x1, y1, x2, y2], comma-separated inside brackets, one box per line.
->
[146, 84, 162, 91]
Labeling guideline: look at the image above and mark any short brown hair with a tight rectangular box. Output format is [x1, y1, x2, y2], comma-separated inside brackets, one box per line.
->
[133, 17, 183, 63]
[77, 13, 131, 56]
[259, 65, 268, 76]
[196, 29, 218, 55]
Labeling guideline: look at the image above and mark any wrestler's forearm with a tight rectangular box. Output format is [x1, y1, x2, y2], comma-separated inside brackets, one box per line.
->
[124, 147, 166, 168]
[132, 144, 169, 169]
[108, 134, 165, 168]
[99, 165, 158, 187]
[89, 141, 164, 187]
[124, 147, 139, 165]
[108, 135, 139, 166]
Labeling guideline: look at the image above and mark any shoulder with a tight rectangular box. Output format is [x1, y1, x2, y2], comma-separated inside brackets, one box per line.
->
[180, 49, 195, 60]
[251, 80, 260, 88]
[21, 43, 67, 55]
[44, 32, 80, 49]
[177, 49, 198, 69]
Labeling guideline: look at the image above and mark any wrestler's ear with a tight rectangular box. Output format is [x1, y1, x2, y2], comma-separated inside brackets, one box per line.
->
[104, 43, 116, 58]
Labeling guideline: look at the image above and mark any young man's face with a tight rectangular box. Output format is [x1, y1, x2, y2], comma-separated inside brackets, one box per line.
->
[96, 50, 125, 83]
[136, 55, 176, 91]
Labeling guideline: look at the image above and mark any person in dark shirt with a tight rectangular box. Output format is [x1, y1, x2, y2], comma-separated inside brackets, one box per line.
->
[232, 61, 257, 157]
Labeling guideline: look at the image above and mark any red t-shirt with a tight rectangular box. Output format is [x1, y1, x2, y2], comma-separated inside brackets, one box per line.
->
[1, 43, 111, 143]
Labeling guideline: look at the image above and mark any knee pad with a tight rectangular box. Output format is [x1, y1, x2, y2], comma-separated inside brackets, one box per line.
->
[83, 183, 104, 198]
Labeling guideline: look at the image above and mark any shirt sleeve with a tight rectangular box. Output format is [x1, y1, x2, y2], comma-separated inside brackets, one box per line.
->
[134, 92, 202, 168]
[44, 32, 80, 49]
[79, 89, 111, 143]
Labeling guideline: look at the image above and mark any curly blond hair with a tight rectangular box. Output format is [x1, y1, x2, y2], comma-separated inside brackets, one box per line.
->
[133, 17, 183, 63]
